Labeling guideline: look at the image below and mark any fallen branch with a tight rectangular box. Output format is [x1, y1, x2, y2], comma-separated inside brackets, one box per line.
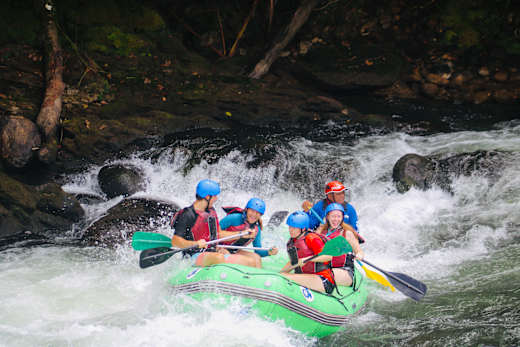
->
[249, 0, 320, 79]
[36, 0, 64, 163]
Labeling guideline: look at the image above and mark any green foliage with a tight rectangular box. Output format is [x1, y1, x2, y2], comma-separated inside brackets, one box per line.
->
[439, 0, 513, 50]
[86, 26, 152, 56]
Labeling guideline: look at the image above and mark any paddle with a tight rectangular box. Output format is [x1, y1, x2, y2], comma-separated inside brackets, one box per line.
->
[267, 210, 289, 228]
[139, 231, 250, 269]
[308, 208, 397, 291]
[219, 245, 271, 251]
[282, 236, 350, 273]
[307, 207, 427, 300]
[358, 259, 427, 302]
[132, 232, 172, 251]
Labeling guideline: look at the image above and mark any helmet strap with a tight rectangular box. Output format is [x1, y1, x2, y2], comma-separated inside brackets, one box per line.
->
[204, 196, 211, 211]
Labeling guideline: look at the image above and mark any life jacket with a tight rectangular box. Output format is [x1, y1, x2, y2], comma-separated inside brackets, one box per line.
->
[170, 206, 219, 242]
[220, 206, 260, 247]
[323, 226, 354, 268]
[286, 231, 332, 279]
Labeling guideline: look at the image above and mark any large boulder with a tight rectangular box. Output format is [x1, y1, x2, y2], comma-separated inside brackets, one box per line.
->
[98, 164, 145, 198]
[1, 116, 41, 168]
[0, 173, 85, 248]
[393, 151, 507, 193]
[81, 197, 179, 247]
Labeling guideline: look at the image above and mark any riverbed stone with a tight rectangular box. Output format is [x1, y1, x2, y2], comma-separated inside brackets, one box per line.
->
[81, 197, 179, 247]
[98, 164, 145, 199]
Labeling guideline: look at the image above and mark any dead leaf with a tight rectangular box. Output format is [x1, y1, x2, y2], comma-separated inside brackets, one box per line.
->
[85, 120, 90, 129]
[99, 124, 107, 130]
[365, 59, 374, 66]
[144, 77, 151, 84]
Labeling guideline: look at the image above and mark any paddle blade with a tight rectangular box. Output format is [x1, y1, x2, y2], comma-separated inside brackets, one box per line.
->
[387, 271, 427, 302]
[132, 232, 172, 251]
[267, 211, 289, 228]
[360, 259, 427, 301]
[358, 261, 396, 291]
[139, 247, 175, 269]
[320, 236, 350, 256]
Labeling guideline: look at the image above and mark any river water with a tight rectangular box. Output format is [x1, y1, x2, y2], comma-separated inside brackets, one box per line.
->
[1, 119, 519, 346]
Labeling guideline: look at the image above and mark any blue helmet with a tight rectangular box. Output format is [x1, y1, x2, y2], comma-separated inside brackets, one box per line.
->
[245, 198, 266, 215]
[196, 179, 220, 198]
[324, 203, 344, 217]
[286, 211, 309, 229]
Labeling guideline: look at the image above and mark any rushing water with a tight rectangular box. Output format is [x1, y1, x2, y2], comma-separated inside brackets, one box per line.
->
[1, 120, 520, 346]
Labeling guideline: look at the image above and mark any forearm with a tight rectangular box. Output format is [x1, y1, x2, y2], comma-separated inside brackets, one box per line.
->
[171, 235, 198, 248]
[345, 231, 363, 257]
[306, 255, 332, 263]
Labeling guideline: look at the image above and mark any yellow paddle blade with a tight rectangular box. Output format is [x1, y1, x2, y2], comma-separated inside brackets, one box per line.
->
[359, 262, 396, 291]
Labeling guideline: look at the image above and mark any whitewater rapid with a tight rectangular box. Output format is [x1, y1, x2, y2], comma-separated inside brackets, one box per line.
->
[1, 120, 519, 346]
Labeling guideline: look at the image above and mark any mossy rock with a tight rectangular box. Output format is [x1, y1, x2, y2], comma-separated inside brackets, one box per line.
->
[85, 25, 154, 56]
[0, 171, 37, 212]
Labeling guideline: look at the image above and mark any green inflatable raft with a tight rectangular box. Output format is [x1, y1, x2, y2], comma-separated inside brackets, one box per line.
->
[168, 255, 368, 338]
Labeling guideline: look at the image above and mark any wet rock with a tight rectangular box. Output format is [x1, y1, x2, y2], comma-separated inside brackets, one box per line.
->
[36, 183, 84, 222]
[81, 197, 179, 247]
[494, 71, 509, 82]
[0, 172, 85, 242]
[424, 62, 452, 85]
[0, 116, 41, 168]
[393, 151, 507, 193]
[451, 71, 474, 87]
[421, 83, 439, 97]
[74, 193, 106, 205]
[493, 89, 516, 103]
[478, 67, 490, 77]
[98, 164, 145, 199]
[473, 90, 492, 104]
[392, 153, 437, 193]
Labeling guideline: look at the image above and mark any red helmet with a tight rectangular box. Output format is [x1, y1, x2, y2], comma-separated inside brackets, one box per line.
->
[325, 181, 346, 194]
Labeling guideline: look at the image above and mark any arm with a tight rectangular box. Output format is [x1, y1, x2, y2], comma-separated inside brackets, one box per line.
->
[345, 203, 359, 231]
[218, 213, 255, 239]
[171, 210, 206, 248]
[252, 229, 269, 257]
[344, 229, 364, 260]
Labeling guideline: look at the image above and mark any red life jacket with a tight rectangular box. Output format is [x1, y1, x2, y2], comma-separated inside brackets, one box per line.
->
[170, 206, 219, 242]
[287, 231, 332, 280]
[324, 227, 354, 268]
[220, 206, 260, 247]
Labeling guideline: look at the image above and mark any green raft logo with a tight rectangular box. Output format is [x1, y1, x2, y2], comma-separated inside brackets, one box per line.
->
[300, 286, 315, 302]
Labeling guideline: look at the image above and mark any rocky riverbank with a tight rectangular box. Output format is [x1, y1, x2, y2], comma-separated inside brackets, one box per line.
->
[1, 0, 519, 247]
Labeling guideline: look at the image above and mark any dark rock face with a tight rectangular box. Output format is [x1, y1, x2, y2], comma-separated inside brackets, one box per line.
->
[393, 151, 507, 193]
[98, 164, 145, 199]
[393, 153, 436, 193]
[81, 197, 179, 247]
[0, 173, 84, 245]
[1, 116, 41, 168]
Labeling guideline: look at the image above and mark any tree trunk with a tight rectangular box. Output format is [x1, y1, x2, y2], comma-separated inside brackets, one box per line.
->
[36, 0, 64, 164]
[249, 0, 320, 79]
